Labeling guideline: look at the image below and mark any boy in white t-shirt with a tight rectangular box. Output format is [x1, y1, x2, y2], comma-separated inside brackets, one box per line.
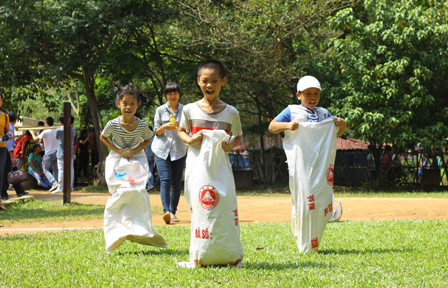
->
[269, 75, 347, 221]
[178, 60, 244, 267]
[30, 117, 59, 192]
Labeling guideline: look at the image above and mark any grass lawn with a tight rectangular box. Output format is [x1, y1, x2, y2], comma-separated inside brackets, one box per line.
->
[1, 219, 447, 287]
[0, 198, 162, 225]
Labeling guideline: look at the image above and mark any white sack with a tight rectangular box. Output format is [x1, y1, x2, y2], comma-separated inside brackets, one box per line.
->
[180, 130, 244, 267]
[104, 151, 168, 253]
[283, 116, 338, 253]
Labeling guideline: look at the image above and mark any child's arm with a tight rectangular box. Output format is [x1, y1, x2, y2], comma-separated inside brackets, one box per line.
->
[100, 134, 123, 156]
[178, 128, 203, 146]
[268, 120, 299, 134]
[221, 135, 243, 152]
[334, 117, 347, 136]
[125, 138, 151, 158]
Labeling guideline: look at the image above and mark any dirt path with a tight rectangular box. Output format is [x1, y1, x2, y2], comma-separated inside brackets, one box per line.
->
[1, 191, 448, 235]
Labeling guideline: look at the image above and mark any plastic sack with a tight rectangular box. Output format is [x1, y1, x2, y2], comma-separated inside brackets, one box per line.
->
[283, 116, 338, 253]
[104, 151, 168, 253]
[178, 130, 244, 267]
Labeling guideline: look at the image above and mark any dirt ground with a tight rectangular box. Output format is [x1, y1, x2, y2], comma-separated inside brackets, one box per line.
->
[1, 191, 448, 235]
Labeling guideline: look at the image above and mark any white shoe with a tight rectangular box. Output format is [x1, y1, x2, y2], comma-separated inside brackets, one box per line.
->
[49, 183, 59, 192]
[51, 189, 63, 193]
[329, 201, 342, 222]
[170, 213, 179, 222]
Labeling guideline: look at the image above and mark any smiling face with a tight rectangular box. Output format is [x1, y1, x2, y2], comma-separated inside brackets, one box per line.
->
[0, 95, 3, 107]
[297, 87, 320, 110]
[197, 68, 227, 101]
[117, 94, 139, 118]
[166, 91, 180, 106]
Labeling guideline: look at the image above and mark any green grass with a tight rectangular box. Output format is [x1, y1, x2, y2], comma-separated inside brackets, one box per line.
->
[0, 198, 162, 224]
[80, 185, 109, 193]
[1, 219, 447, 287]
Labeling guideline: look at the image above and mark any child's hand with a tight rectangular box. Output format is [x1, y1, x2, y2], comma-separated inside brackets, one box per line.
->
[221, 140, 233, 152]
[120, 149, 132, 158]
[288, 121, 299, 131]
[188, 133, 203, 146]
[334, 117, 347, 128]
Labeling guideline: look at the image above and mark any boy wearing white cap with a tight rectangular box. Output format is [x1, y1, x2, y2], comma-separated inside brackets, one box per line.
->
[269, 76, 347, 134]
[269, 75, 346, 226]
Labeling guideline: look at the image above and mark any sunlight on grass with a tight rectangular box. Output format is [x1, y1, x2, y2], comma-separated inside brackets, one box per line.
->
[0, 220, 447, 286]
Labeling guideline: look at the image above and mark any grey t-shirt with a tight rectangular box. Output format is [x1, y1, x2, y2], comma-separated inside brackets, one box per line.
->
[55, 126, 76, 159]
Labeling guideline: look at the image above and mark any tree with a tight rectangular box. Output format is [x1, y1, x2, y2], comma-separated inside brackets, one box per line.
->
[328, 0, 448, 183]
[0, 0, 161, 184]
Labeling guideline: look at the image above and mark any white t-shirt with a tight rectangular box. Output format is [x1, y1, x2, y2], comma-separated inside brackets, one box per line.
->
[38, 128, 58, 156]
[179, 102, 242, 136]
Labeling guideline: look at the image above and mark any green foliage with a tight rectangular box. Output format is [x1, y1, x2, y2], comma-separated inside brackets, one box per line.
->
[329, 0, 448, 149]
[1, 220, 448, 286]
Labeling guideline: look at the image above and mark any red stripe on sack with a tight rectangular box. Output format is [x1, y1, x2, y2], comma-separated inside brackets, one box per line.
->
[191, 126, 230, 134]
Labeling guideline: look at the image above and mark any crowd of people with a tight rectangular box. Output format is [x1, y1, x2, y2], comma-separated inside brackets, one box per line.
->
[0, 100, 104, 210]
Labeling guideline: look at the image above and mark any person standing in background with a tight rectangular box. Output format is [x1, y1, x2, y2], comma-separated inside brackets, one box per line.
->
[153, 82, 187, 224]
[0, 93, 11, 209]
[13, 130, 31, 169]
[2, 111, 29, 200]
[30, 117, 59, 192]
[53, 114, 76, 193]
[88, 130, 99, 180]
[36, 121, 45, 157]
[78, 129, 90, 183]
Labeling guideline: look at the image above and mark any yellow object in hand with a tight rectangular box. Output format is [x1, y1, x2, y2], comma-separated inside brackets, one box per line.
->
[170, 115, 177, 129]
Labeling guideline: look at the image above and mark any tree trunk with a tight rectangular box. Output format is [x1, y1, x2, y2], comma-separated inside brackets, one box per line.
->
[83, 73, 108, 186]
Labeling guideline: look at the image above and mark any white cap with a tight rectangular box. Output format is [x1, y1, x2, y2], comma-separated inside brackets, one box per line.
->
[297, 76, 321, 92]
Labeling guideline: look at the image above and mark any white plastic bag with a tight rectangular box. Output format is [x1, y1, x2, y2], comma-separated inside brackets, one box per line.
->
[104, 151, 168, 253]
[283, 116, 338, 253]
[179, 130, 244, 267]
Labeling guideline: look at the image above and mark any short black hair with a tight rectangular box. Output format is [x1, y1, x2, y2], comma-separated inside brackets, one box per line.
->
[115, 85, 147, 108]
[59, 114, 74, 125]
[46, 117, 54, 127]
[31, 144, 40, 152]
[25, 131, 32, 137]
[37, 121, 44, 126]
[197, 60, 226, 79]
[164, 82, 181, 99]
[81, 129, 88, 137]
[385, 145, 392, 152]
[8, 111, 17, 123]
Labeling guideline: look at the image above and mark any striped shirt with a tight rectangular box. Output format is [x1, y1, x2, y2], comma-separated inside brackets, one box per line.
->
[102, 117, 154, 149]
[179, 102, 242, 136]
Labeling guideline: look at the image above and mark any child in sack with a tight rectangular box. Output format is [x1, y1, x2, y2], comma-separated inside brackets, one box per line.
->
[177, 60, 244, 267]
[100, 85, 167, 253]
[269, 76, 347, 252]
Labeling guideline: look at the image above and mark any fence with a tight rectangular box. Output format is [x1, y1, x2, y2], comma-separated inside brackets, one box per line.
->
[230, 149, 448, 187]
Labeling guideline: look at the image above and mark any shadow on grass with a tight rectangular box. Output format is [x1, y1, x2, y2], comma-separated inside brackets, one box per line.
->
[0, 199, 105, 222]
[245, 261, 327, 270]
[319, 248, 413, 255]
[116, 248, 189, 256]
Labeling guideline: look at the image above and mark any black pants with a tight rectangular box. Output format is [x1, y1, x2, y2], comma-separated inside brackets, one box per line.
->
[78, 150, 90, 178]
[2, 153, 25, 198]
